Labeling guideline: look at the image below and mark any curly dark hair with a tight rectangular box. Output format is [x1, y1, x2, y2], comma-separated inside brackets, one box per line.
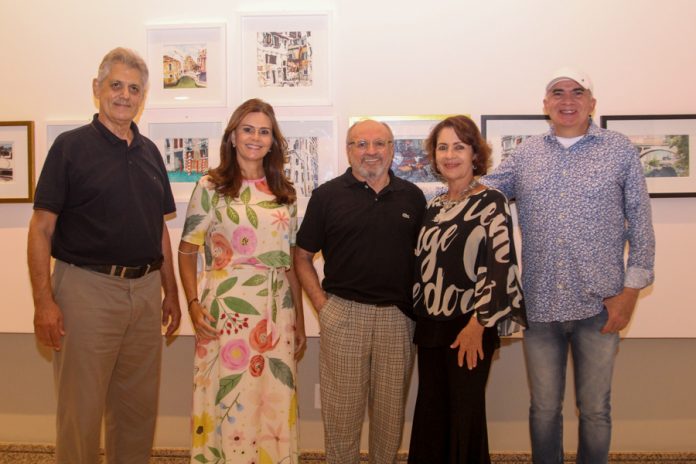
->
[209, 98, 296, 204]
[425, 115, 491, 177]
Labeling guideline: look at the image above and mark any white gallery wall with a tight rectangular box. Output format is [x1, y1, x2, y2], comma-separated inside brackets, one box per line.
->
[1, 0, 695, 453]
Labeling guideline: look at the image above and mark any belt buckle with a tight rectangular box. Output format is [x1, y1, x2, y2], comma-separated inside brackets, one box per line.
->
[107, 263, 153, 279]
[109, 265, 127, 278]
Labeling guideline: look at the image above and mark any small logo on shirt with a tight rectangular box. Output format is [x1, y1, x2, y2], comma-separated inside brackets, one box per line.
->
[402, 213, 411, 219]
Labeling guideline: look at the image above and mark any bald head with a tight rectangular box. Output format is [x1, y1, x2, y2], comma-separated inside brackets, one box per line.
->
[346, 120, 394, 146]
[345, 119, 395, 186]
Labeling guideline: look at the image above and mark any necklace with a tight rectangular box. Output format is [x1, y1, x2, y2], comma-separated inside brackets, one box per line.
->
[440, 179, 479, 210]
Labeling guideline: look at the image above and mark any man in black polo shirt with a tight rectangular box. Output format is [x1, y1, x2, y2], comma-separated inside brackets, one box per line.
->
[295, 119, 426, 463]
[27, 47, 180, 464]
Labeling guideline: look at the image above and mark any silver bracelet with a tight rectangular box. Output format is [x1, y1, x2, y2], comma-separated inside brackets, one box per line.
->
[178, 249, 199, 255]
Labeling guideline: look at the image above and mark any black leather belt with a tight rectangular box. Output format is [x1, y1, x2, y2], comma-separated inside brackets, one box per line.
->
[79, 258, 163, 279]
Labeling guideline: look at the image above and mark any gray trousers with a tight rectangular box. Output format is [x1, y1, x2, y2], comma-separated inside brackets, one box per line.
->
[52, 260, 162, 464]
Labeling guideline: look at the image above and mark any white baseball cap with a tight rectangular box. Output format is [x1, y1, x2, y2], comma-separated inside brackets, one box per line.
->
[546, 67, 593, 93]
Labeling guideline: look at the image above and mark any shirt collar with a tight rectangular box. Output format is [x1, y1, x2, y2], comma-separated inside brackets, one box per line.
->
[340, 167, 404, 192]
[543, 118, 601, 142]
[90, 113, 142, 148]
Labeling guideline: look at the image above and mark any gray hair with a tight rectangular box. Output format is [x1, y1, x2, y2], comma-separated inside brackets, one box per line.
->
[346, 119, 394, 146]
[96, 47, 149, 88]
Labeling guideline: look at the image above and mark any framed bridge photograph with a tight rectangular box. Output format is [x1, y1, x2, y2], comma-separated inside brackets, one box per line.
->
[600, 114, 696, 198]
[146, 23, 227, 108]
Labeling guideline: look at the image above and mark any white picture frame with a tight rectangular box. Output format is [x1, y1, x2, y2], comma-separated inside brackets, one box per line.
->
[46, 120, 86, 148]
[146, 23, 227, 108]
[241, 13, 332, 106]
[278, 117, 337, 214]
[147, 120, 224, 202]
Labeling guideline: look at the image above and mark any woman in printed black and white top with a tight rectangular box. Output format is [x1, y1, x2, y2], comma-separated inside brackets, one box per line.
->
[408, 115, 527, 464]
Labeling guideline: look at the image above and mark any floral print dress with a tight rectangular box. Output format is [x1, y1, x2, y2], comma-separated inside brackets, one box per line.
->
[182, 175, 299, 464]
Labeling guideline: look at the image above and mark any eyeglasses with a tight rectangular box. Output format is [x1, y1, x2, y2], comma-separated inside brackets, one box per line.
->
[348, 139, 392, 152]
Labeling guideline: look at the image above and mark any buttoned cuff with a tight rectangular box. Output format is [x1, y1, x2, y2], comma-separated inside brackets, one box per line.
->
[624, 266, 654, 289]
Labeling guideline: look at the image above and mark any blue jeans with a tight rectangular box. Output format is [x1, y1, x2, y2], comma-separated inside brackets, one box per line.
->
[523, 309, 619, 464]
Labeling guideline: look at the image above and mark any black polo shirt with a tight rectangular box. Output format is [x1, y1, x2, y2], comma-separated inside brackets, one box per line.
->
[297, 168, 426, 315]
[34, 114, 175, 266]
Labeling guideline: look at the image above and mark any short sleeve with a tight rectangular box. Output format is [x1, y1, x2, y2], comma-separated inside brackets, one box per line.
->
[34, 136, 69, 213]
[181, 177, 214, 245]
[149, 139, 176, 216]
[288, 202, 298, 247]
[296, 187, 325, 253]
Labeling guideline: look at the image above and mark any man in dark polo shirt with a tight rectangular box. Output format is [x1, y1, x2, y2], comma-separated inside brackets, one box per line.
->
[294, 119, 426, 463]
[27, 47, 180, 464]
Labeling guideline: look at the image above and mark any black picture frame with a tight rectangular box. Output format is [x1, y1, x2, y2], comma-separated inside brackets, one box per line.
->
[600, 114, 696, 198]
[480, 115, 550, 170]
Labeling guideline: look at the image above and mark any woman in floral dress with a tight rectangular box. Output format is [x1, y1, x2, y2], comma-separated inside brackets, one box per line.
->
[178, 99, 306, 464]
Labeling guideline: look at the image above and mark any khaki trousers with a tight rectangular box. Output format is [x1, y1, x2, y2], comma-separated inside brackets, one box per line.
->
[319, 295, 415, 464]
[52, 260, 162, 464]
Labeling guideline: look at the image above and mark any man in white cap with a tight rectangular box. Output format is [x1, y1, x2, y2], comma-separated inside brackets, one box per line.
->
[482, 68, 655, 463]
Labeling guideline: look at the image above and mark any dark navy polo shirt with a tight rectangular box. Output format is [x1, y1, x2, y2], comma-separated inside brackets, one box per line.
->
[34, 114, 176, 266]
[297, 168, 426, 315]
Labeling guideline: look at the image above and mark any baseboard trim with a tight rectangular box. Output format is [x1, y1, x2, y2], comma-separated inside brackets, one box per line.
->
[1, 443, 695, 463]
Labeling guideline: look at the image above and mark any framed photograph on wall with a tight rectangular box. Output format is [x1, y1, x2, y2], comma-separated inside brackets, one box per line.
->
[480, 115, 551, 171]
[46, 120, 86, 148]
[0, 121, 34, 203]
[600, 114, 696, 198]
[241, 13, 331, 106]
[278, 117, 337, 214]
[146, 23, 227, 108]
[349, 115, 449, 200]
[147, 120, 223, 202]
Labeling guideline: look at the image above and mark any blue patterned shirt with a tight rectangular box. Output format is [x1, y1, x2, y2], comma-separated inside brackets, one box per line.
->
[482, 121, 655, 322]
